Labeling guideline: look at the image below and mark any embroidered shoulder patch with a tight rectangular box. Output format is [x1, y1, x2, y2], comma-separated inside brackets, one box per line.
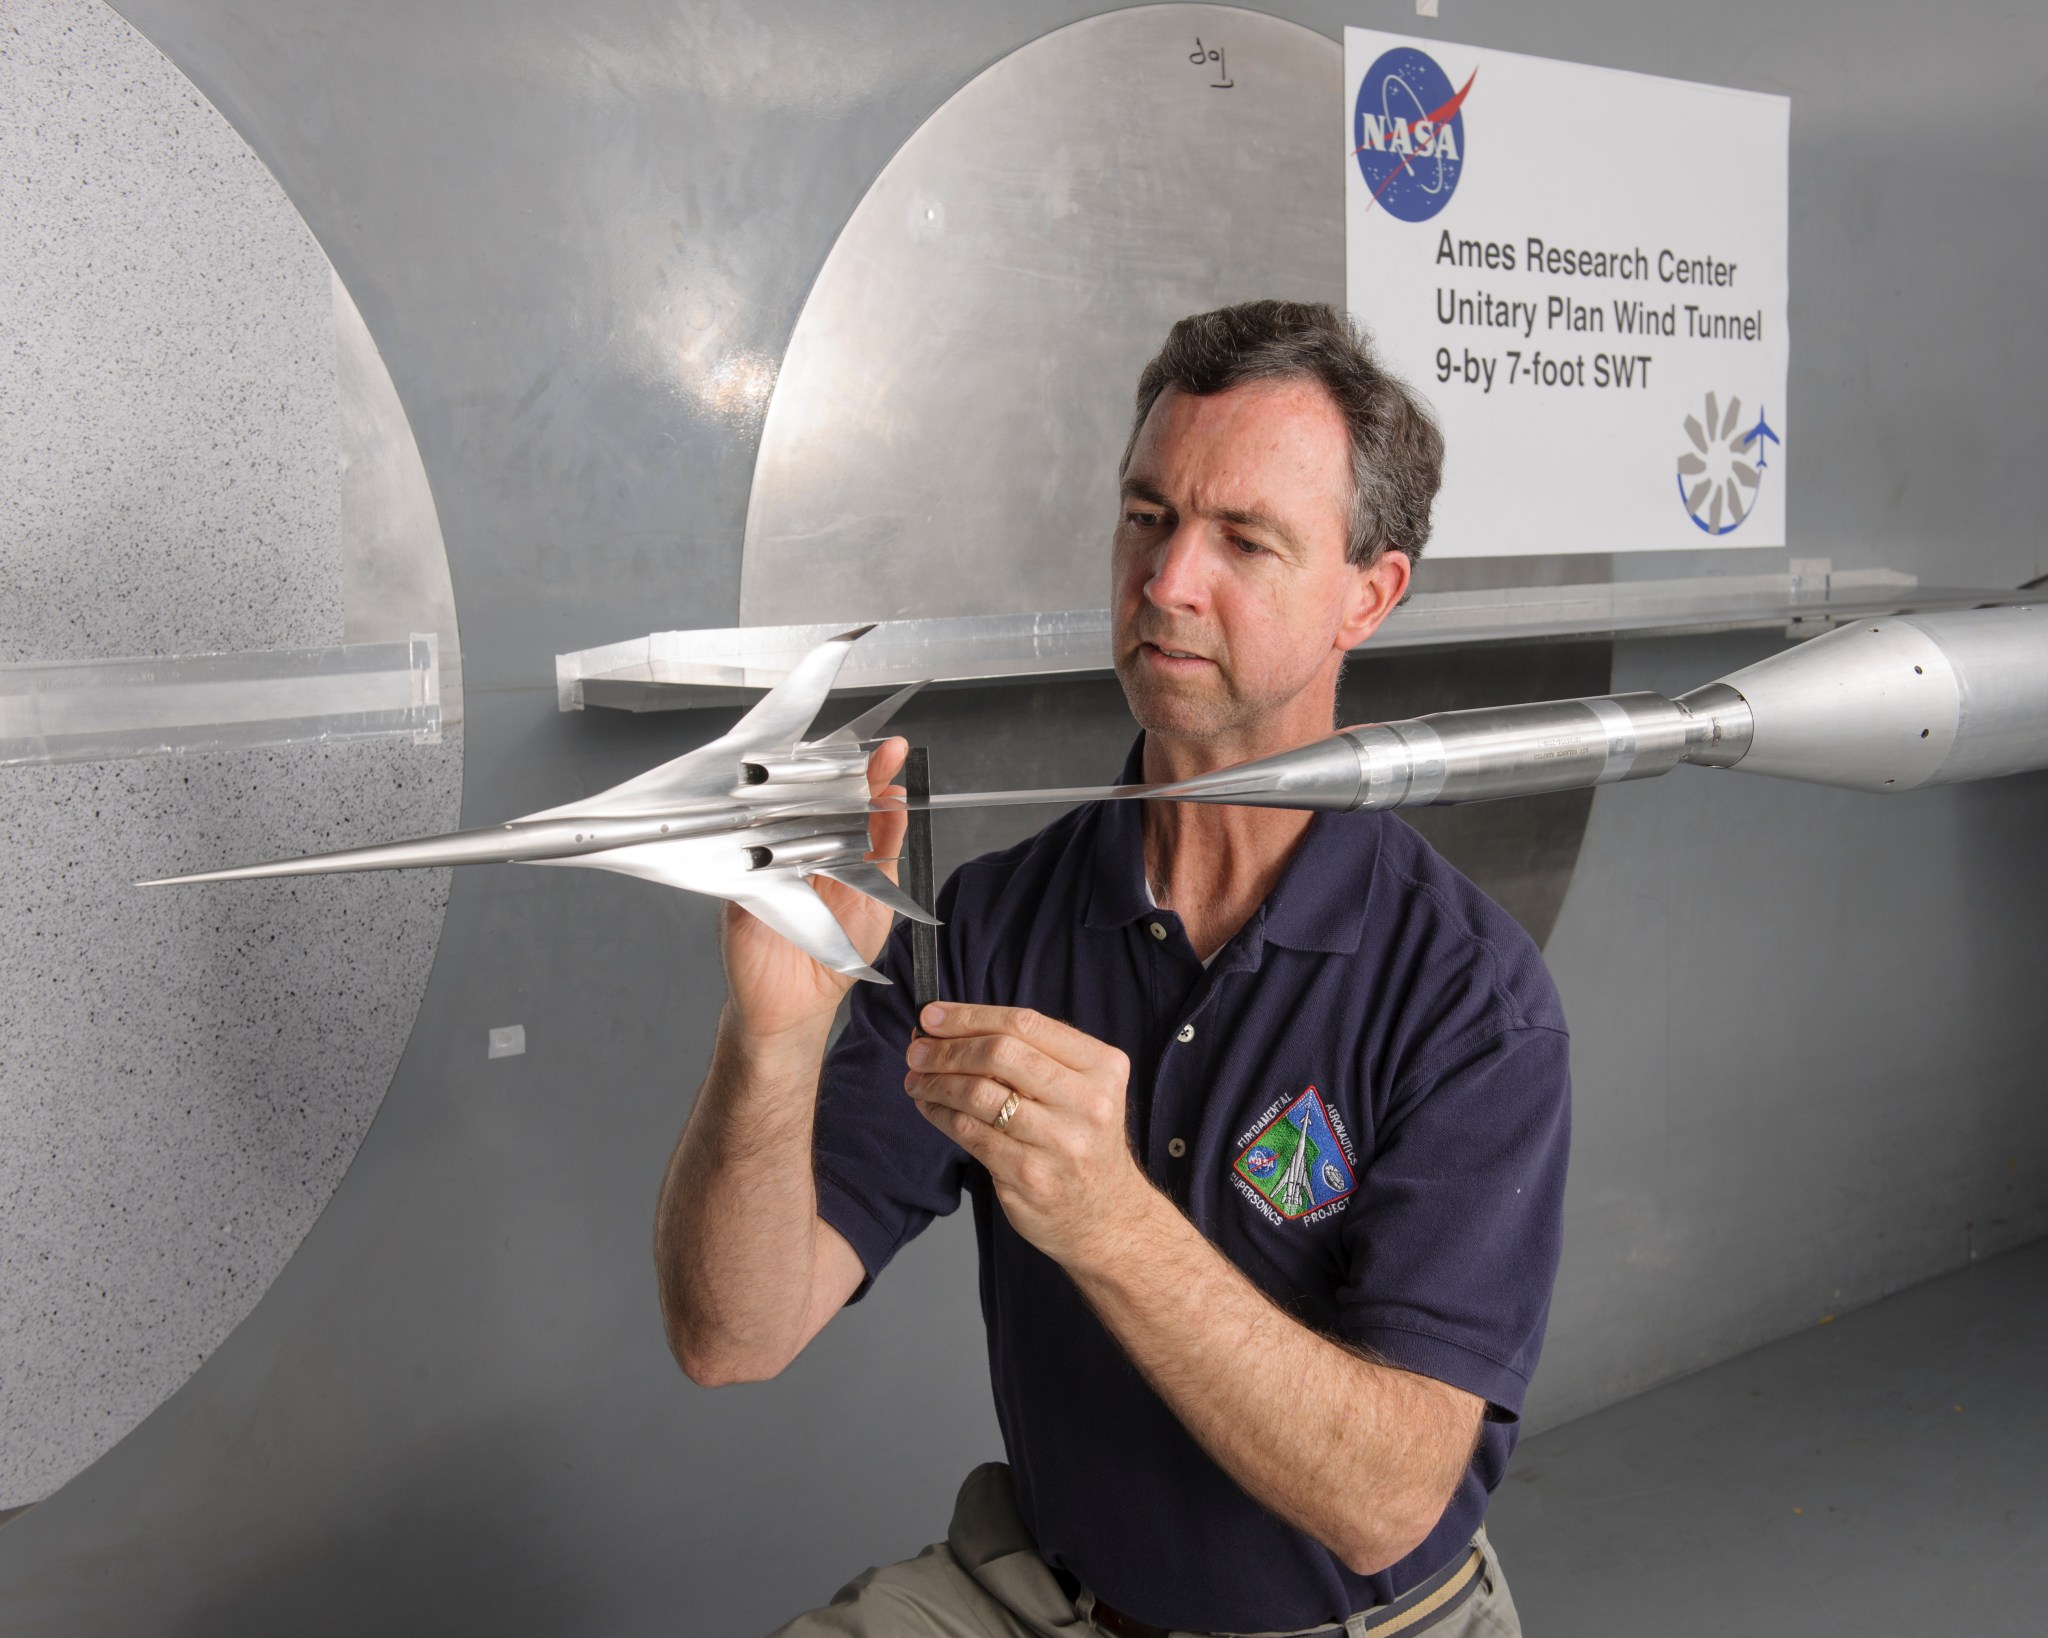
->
[1231, 1086, 1357, 1221]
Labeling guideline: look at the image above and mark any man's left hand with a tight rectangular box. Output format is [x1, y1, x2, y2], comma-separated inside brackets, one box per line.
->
[905, 1003, 1155, 1271]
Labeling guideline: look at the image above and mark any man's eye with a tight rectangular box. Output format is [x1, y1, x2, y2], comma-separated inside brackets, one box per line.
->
[1232, 536, 1269, 557]
[1124, 510, 1163, 528]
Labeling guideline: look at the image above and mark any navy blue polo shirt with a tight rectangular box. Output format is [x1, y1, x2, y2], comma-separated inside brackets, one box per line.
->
[813, 741, 1570, 1635]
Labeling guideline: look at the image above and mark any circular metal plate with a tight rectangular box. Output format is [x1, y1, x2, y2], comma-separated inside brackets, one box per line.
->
[0, 0, 461, 1507]
[742, 4, 1342, 625]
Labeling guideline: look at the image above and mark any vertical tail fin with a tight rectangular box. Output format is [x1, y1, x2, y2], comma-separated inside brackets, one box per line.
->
[809, 679, 927, 748]
[524, 626, 875, 821]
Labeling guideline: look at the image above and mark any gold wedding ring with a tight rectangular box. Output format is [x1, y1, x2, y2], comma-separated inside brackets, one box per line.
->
[992, 1090, 1022, 1133]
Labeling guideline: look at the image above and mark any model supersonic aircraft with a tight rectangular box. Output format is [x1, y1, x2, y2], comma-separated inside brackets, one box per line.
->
[140, 626, 1138, 983]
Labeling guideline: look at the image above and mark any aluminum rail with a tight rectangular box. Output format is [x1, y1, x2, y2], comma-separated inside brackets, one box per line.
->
[554, 571, 2038, 713]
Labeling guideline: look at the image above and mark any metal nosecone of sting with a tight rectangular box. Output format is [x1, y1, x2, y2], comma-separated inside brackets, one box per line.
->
[1153, 605, 2048, 812]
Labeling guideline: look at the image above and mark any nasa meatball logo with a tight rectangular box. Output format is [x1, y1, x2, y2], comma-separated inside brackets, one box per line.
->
[1351, 46, 1476, 223]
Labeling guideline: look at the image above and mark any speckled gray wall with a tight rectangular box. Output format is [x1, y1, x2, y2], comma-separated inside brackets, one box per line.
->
[0, 0, 459, 1505]
[0, 0, 335, 664]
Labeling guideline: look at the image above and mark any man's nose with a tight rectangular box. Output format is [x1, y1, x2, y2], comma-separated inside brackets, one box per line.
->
[1144, 523, 1211, 611]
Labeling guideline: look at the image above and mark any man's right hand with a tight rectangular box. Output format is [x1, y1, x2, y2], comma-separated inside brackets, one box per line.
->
[661, 738, 904, 1383]
[717, 735, 911, 1043]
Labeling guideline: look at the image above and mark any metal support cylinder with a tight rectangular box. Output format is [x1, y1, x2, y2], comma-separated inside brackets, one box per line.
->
[1350, 692, 1694, 809]
[1156, 691, 1710, 813]
[1148, 604, 2045, 814]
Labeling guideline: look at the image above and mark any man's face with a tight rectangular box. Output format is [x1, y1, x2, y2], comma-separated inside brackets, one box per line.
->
[1112, 378, 1401, 752]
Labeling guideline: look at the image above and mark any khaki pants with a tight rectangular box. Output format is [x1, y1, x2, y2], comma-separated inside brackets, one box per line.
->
[771, 1464, 1522, 1638]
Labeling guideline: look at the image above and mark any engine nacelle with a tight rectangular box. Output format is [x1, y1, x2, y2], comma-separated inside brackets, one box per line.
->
[744, 831, 866, 871]
[738, 755, 853, 787]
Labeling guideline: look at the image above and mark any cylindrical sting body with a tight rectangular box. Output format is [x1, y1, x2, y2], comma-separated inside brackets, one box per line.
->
[1149, 603, 2044, 813]
[1344, 693, 1695, 808]
[1153, 690, 1750, 813]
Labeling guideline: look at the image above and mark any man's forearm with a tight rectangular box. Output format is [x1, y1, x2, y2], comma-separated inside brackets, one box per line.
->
[1067, 1186, 1479, 1576]
[655, 1005, 833, 1384]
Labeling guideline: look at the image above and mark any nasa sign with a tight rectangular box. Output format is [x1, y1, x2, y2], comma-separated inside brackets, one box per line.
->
[1344, 29, 1789, 558]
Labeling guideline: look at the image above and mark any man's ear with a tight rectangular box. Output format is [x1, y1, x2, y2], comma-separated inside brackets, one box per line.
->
[1335, 549, 1412, 651]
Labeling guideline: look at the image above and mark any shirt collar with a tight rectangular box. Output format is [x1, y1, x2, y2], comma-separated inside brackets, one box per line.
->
[1081, 734, 1379, 956]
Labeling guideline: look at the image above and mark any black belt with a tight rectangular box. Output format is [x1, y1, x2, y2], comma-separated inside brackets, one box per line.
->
[1070, 1539, 1486, 1638]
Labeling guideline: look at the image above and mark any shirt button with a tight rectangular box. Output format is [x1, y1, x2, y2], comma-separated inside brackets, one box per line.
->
[1176, 1023, 1195, 1044]
[1167, 1137, 1188, 1158]
[1148, 921, 1168, 941]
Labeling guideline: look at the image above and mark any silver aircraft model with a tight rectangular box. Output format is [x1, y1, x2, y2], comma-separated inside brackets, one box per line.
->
[139, 627, 1131, 984]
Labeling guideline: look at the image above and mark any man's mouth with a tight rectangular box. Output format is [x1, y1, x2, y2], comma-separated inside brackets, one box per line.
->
[1140, 640, 1212, 665]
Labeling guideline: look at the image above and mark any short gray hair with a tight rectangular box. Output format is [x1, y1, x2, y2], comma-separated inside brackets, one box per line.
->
[1120, 300, 1444, 567]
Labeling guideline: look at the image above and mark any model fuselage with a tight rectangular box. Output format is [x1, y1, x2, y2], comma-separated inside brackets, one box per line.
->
[146, 775, 875, 885]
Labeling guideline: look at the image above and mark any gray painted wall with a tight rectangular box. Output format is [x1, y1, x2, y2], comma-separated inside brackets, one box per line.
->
[0, 1, 2043, 1632]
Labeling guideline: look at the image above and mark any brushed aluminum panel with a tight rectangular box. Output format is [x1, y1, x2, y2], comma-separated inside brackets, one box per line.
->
[741, 4, 1341, 626]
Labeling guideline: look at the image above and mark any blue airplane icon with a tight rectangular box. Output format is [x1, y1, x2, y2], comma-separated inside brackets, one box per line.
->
[1740, 408, 1782, 470]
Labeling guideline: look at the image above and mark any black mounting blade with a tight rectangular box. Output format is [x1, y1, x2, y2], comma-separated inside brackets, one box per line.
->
[903, 746, 941, 1017]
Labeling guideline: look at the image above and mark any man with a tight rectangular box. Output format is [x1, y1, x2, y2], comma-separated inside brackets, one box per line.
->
[657, 301, 1570, 1637]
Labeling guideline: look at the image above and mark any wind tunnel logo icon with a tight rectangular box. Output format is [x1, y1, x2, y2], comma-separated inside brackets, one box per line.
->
[1352, 46, 1474, 223]
[1677, 392, 1779, 535]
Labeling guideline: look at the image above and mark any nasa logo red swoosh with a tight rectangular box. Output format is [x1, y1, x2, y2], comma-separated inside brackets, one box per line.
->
[1353, 65, 1478, 213]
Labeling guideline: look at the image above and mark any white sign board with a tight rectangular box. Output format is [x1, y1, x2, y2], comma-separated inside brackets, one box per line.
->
[1344, 31, 1789, 557]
